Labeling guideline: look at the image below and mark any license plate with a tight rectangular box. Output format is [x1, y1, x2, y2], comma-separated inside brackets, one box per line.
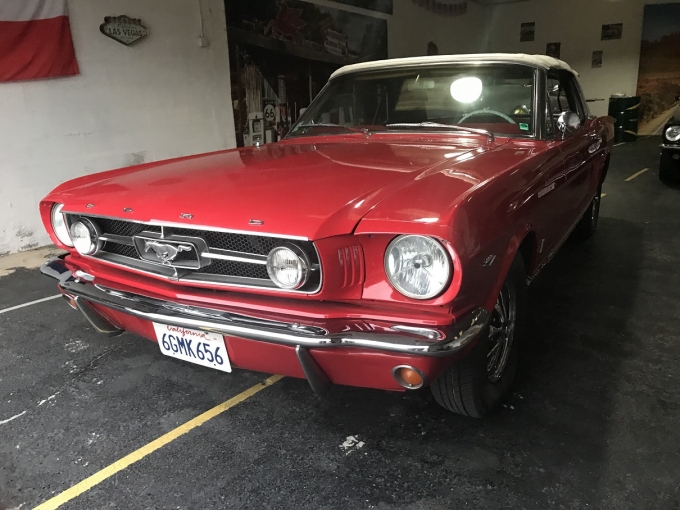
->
[152, 323, 231, 372]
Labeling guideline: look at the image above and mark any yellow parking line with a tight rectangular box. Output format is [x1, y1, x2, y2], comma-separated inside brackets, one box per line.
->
[33, 374, 283, 510]
[625, 168, 649, 181]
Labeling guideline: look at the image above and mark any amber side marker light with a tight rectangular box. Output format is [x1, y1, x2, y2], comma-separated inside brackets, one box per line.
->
[392, 365, 426, 390]
[62, 294, 78, 310]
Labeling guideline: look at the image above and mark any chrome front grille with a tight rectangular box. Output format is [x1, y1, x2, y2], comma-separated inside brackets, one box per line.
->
[65, 215, 322, 293]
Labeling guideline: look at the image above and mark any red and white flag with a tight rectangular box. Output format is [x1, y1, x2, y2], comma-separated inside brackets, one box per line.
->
[0, 0, 79, 83]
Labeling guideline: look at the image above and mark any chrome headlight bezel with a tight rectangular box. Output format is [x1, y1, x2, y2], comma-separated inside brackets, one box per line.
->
[384, 235, 452, 300]
[69, 218, 103, 256]
[266, 244, 310, 290]
[50, 203, 73, 247]
[665, 125, 680, 143]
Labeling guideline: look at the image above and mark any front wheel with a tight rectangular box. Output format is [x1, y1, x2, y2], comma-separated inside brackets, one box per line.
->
[430, 255, 526, 417]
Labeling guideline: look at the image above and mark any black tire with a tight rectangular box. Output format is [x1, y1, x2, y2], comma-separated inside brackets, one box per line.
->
[430, 255, 526, 418]
[571, 185, 602, 242]
[659, 151, 678, 184]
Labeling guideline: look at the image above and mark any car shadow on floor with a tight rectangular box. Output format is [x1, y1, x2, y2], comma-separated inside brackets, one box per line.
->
[264, 216, 645, 508]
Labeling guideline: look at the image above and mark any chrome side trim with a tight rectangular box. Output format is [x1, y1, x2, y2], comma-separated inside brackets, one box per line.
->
[526, 198, 592, 284]
[42, 258, 488, 357]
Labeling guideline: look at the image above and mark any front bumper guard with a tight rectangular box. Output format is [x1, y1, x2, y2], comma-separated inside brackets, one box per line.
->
[42, 258, 489, 391]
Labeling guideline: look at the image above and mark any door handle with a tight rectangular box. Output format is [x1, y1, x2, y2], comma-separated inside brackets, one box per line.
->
[588, 132, 602, 154]
[588, 140, 602, 154]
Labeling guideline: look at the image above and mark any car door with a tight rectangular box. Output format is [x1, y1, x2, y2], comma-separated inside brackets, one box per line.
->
[549, 72, 598, 231]
[525, 77, 571, 263]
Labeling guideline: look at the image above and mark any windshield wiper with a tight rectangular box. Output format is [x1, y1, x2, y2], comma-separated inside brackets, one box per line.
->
[294, 122, 370, 137]
[385, 122, 494, 142]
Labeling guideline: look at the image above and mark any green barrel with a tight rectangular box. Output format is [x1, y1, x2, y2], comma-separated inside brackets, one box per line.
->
[608, 96, 640, 143]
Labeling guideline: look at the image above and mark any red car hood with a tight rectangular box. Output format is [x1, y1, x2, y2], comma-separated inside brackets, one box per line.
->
[49, 137, 500, 239]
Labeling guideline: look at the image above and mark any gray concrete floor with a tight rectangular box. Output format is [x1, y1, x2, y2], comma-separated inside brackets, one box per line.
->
[0, 137, 678, 509]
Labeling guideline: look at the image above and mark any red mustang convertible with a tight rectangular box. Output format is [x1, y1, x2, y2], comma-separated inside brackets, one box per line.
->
[40, 54, 612, 417]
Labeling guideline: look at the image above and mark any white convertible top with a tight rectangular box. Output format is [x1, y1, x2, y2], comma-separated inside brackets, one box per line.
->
[331, 53, 577, 79]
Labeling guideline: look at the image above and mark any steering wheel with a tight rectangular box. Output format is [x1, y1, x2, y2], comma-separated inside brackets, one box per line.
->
[458, 109, 516, 124]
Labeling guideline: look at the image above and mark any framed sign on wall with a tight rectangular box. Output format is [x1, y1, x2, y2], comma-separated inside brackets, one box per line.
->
[100, 16, 148, 46]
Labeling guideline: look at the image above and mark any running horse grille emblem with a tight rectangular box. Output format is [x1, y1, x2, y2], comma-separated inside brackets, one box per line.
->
[144, 240, 192, 266]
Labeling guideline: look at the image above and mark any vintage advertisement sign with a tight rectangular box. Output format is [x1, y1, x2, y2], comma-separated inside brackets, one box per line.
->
[100, 16, 148, 46]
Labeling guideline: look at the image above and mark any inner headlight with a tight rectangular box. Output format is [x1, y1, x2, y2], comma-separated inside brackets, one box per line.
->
[50, 203, 73, 247]
[665, 125, 680, 143]
[385, 235, 451, 300]
[266, 245, 310, 290]
[69, 219, 102, 256]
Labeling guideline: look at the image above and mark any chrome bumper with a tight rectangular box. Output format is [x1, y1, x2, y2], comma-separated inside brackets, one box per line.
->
[660, 144, 680, 150]
[40, 257, 488, 358]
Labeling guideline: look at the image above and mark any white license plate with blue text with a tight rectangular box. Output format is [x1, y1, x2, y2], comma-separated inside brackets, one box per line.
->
[153, 323, 231, 372]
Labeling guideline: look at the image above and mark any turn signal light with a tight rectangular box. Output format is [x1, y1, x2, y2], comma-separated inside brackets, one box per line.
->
[62, 294, 78, 310]
[392, 365, 425, 389]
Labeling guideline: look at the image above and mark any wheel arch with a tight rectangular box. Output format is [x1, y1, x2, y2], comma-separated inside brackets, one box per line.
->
[483, 227, 534, 311]
[600, 153, 611, 184]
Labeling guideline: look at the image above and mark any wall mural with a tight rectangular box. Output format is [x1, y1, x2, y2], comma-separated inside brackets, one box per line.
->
[225, 0, 389, 146]
[226, 0, 388, 64]
[411, 0, 467, 17]
[637, 3, 680, 135]
[328, 0, 392, 15]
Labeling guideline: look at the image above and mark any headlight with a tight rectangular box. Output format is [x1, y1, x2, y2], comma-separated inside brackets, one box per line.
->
[50, 203, 73, 247]
[266, 245, 310, 290]
[385, 235, 451, 300]
[69, 219, 102, 256]
[665, 125, 680, 143]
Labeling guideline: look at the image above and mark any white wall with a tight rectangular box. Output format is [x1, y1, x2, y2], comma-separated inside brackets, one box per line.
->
[486, 0, 680, 117]
[0, 0, 236, 255]
[389, 1, 490, 58]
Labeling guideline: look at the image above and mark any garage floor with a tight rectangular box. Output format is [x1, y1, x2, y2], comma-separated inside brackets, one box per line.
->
[1, 137, 678, 510]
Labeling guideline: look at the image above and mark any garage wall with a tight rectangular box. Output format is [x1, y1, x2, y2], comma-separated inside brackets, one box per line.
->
[0, 0, 236, 255]
[486, 0, 680, 117]
[389, 1, 490, 58]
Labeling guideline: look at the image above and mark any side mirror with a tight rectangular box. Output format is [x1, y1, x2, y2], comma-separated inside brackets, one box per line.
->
[557, 111, 582, 138]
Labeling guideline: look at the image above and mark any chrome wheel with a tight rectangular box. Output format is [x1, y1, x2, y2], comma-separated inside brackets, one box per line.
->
[487, 281, 516, 383]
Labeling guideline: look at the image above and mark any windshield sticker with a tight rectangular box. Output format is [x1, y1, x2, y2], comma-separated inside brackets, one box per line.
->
[519, 123, 530, 131]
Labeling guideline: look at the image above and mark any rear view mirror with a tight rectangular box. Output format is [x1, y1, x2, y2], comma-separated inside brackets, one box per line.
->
[557, 111, 582, 138]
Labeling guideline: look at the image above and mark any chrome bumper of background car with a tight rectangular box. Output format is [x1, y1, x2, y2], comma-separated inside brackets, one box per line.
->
[660, 144, 680, 150]
[41, 258, 489, 359]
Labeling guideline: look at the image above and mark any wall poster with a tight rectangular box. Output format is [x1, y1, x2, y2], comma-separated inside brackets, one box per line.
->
[546, 42, 561, 59]
[601, 23, 623, 41]
[636, 3, 680, 135]
[591, 50, 603, 68]
[520, 22, 535, 42]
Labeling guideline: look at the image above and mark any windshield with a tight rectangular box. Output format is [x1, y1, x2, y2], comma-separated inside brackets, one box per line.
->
[288, 64, 536, 138]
